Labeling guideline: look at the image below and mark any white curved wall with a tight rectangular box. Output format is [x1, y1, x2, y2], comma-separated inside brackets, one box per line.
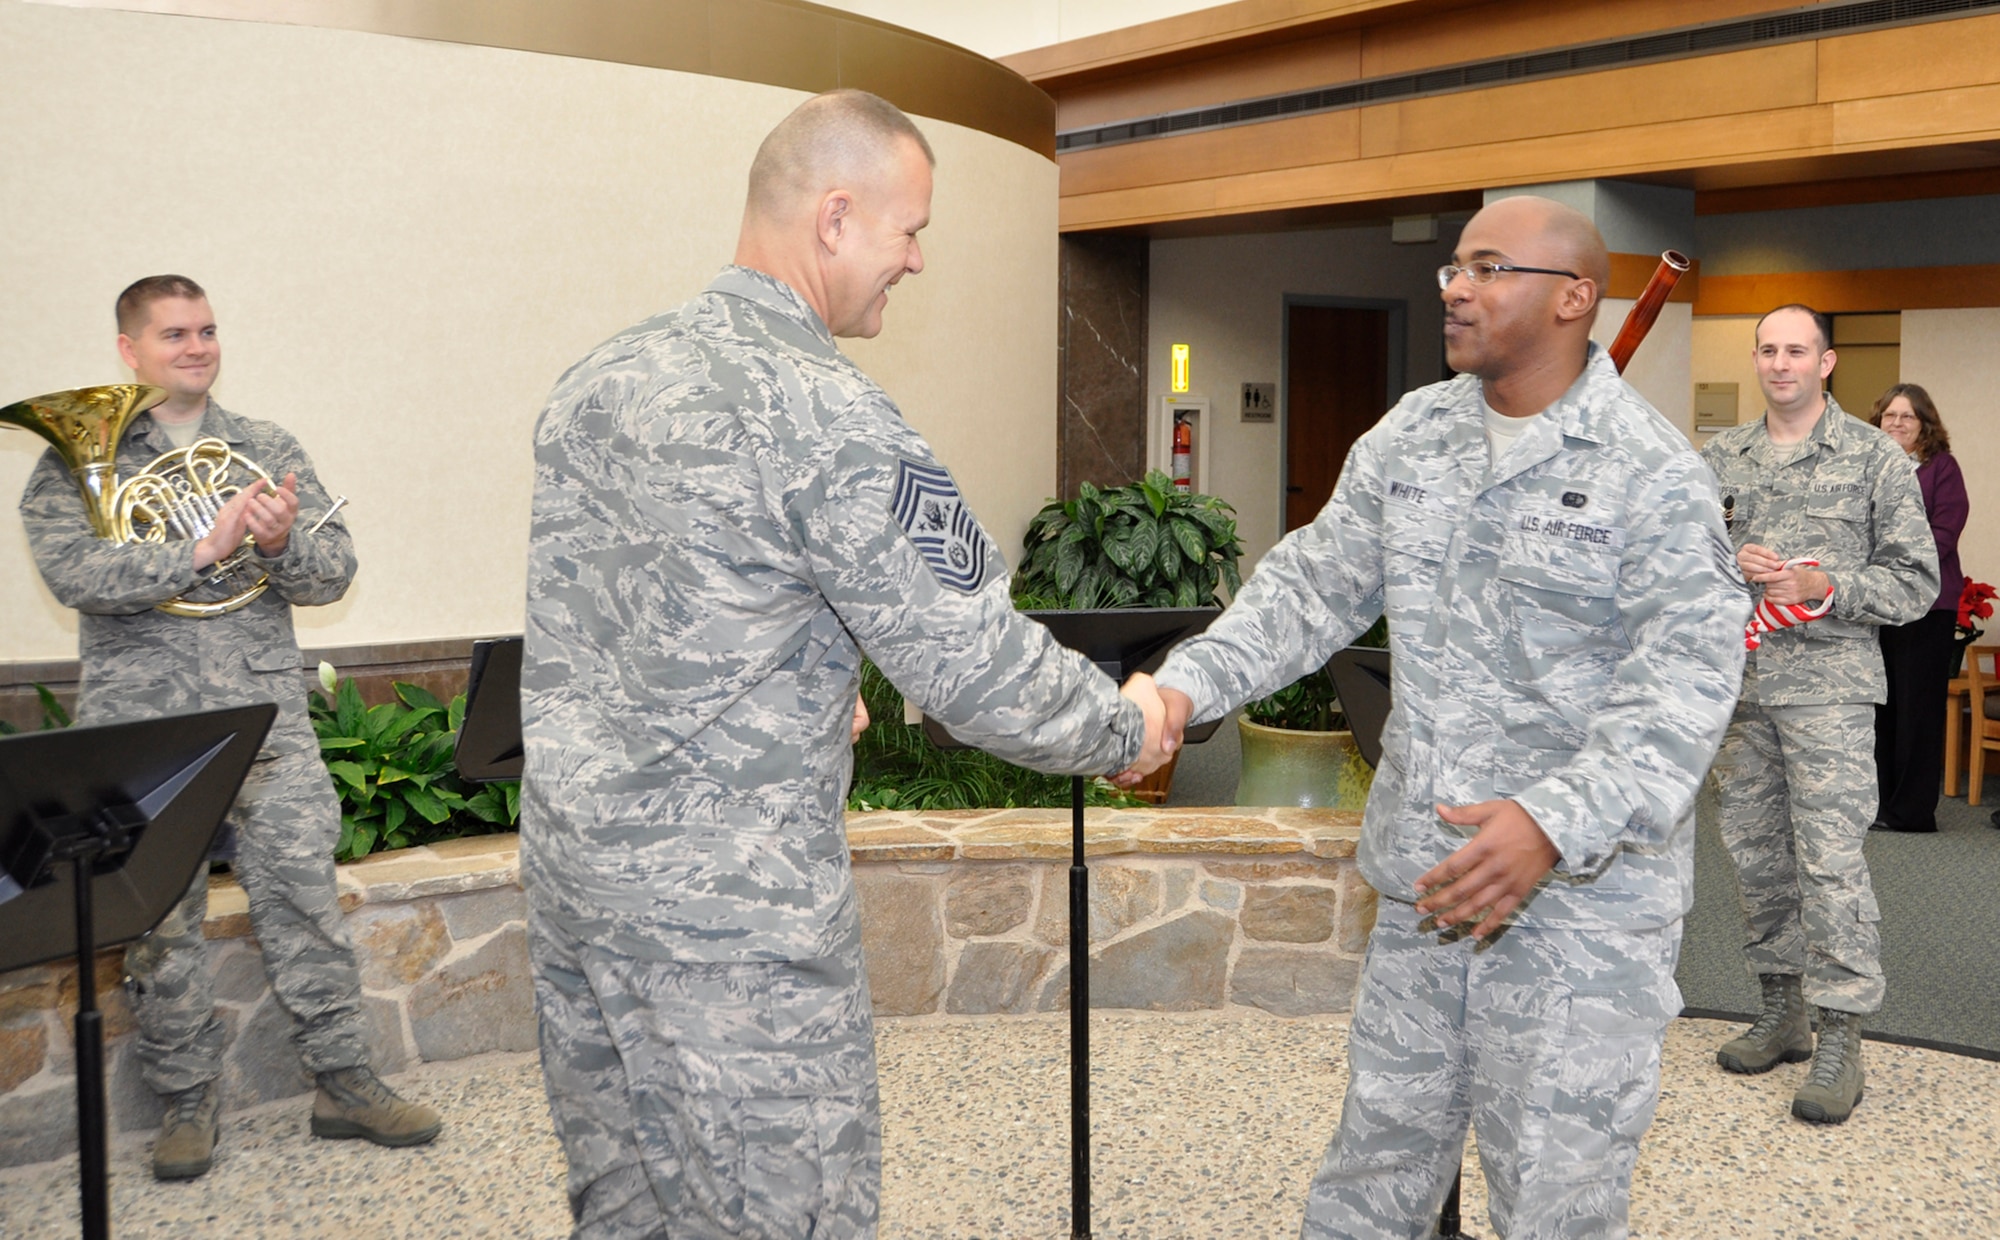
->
[0, 0, 1057, 660]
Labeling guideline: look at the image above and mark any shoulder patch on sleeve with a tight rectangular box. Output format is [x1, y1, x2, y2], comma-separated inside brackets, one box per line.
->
[891, 458, 989, 593]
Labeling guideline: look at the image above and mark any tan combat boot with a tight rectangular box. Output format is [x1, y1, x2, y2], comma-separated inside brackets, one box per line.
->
[152, 1081, 221, 1181]
[1716, 974, 1813, 1074]
[310, 1066, 443, 1147]
[1792, 1008, 1865, 1124]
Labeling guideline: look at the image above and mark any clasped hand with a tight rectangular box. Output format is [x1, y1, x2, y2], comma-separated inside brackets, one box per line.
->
[1110, 675, 1195, 787]
[193, 473, 301, 569]
[1737, 542, 1830, 607]
[1414, 800, 1560, 941]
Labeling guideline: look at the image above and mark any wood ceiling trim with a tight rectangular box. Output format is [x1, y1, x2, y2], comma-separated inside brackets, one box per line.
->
[1056, 19, 2000, 231]
[1694, 264, 2000, 314]
[1696, 166, 2000, 214]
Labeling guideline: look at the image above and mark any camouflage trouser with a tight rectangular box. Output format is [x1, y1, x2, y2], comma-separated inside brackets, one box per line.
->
[1302, 898, 1680, 1240]
[1712, 700, 1884, 1014]
[123, 744, 369, 1095]
[528, 903, 881, 1240]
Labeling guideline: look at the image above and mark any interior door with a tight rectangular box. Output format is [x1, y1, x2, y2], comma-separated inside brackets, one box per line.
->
[1285, 304, 1392, 533]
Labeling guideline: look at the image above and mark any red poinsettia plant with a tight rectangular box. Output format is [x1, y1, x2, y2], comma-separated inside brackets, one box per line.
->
[1961, 578, 1996, 641]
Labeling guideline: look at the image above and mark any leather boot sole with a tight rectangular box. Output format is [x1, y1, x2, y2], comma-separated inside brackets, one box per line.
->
[1792, 1088, 1864, 1124]
[310, 1113, 443, 1147]
[1716, 1043, 1812, 1075]
[152, 1154, 213, 1181]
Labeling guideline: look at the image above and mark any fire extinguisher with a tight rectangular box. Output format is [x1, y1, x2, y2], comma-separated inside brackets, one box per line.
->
[1171, 415, 1193, 494]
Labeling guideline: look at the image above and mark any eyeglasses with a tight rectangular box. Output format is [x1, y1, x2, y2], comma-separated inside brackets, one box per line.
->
[1437, 261, 1581, 290]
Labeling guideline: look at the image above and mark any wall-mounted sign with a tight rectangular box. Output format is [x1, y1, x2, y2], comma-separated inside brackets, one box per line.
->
[1241, 382, 1275, 422]
[1170, 343, 1190, 394]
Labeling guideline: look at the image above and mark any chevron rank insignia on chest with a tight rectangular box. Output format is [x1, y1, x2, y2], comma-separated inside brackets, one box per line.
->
[891, 458, 987, 593]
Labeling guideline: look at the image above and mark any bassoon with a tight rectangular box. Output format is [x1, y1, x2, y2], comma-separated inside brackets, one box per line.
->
[1606, 250, 1692, 373]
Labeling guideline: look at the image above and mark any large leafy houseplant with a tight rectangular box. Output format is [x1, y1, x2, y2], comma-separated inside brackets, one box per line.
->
[1013, 469, 1243, 610]
[310, 664, 518, 862]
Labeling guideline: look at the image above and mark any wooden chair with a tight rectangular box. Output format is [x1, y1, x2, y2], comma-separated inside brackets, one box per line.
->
[1964, 644, 2000, 807]
[1944, 666, 1971, 798]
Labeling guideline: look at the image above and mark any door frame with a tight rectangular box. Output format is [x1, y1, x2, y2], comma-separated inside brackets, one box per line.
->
[1279, 295, 1408, 533]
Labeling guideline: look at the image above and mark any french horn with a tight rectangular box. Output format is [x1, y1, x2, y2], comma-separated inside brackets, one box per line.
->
[2, 384, 344, 617]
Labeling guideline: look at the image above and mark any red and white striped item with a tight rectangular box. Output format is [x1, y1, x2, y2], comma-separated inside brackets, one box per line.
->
[1745, 557, 1834, 650]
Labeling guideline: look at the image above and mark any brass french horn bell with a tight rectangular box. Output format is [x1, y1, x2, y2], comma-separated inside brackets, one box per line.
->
[1, 383, 163, 537]
[2, 384, 334, 617]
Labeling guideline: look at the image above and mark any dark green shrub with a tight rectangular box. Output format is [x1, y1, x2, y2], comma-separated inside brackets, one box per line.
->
[1013, 470, 1243, 610]
[310, 664, 517, 862]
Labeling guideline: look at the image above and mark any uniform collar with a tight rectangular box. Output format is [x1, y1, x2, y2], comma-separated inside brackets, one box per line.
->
[1450, 342, 1618, 490]
[1727, 391, 1847, 461]
[131, 397, 248, 452]
[707, 265, 839, 356]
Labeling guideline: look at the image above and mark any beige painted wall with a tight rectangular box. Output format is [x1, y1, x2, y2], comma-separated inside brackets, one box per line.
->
[1593, 299, 1693, 439]
[0, 0, 1058, 662]
[1900, 310, 1999, 596]
[1690, 315, 1764, 442]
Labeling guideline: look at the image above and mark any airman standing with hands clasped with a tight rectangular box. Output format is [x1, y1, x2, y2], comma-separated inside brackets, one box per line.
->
[1701, 304, 1937, 1126]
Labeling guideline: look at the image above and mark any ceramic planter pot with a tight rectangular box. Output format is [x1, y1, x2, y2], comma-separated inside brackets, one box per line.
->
[1233, 715, 1368, 809]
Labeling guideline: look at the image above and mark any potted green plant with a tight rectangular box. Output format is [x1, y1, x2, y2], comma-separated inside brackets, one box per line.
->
[1011, 469, 1243, 801]
[1012, 469, 1242, 611]
[1235, 618, 1387, 810]
[310, 663, 518, 861]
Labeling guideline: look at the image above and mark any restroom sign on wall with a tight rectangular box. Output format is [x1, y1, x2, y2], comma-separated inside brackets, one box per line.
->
[1241, 382, 1275, 422]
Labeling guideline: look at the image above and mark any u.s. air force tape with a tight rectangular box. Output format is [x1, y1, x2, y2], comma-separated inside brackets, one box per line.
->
[891, 458, 989, 593]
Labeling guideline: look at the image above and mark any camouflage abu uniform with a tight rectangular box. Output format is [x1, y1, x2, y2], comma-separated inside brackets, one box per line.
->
[1156, 345, 1749, 1240]
[523, 266, 1144, 1239]
[1701, 395, 1937, 1015]
[18, 399, 368, 1095]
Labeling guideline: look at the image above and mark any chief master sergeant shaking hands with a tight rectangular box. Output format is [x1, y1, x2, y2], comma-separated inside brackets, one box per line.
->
[520, 90, 1170, 1240]
[1701, 304, 1936, 1127]
[1149, 196, 1750, 1240]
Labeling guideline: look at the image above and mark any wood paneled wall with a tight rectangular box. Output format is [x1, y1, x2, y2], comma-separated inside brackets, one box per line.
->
[1030, 6, 2000, 233]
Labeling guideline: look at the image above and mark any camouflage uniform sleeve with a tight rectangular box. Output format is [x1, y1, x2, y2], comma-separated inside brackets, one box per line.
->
[1508, 459, 1750, 877]
[18, 448, 201, 615]
[793, 399, 1144, 776]
[247, 425, 356, 607]
[1824, 444, 1936, 628]
[1153, 432, 1389, 724]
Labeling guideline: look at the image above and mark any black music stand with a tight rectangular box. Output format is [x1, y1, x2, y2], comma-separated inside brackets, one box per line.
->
[455, 637, 523, 783]
[1325, 646, 1475, 1240]
[0, 704, 275, 1240]
[926, 606, 1219, 1240]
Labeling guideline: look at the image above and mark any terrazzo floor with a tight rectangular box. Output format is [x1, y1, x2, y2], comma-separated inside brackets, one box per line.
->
[2, 1013, 1994, 1238]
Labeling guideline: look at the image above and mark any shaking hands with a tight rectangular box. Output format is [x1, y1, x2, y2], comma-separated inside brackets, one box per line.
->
[1110, 675, 1196, 788]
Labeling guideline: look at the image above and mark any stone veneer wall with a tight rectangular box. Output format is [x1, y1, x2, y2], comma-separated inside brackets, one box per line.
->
[0, 807, 1367, 1168]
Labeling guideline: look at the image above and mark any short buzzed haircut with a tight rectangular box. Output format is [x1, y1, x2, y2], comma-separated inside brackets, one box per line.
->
[1756, 303, 1833, 352]
[116, 274, 206, 336]
[746, 90, 934, 221]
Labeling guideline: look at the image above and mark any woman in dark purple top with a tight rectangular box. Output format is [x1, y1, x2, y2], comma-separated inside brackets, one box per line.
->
[1869, 383, 1969, 832]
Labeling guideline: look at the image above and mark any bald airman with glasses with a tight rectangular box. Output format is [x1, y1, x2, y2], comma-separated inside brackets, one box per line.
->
[1150, 195, 1749, 1238]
